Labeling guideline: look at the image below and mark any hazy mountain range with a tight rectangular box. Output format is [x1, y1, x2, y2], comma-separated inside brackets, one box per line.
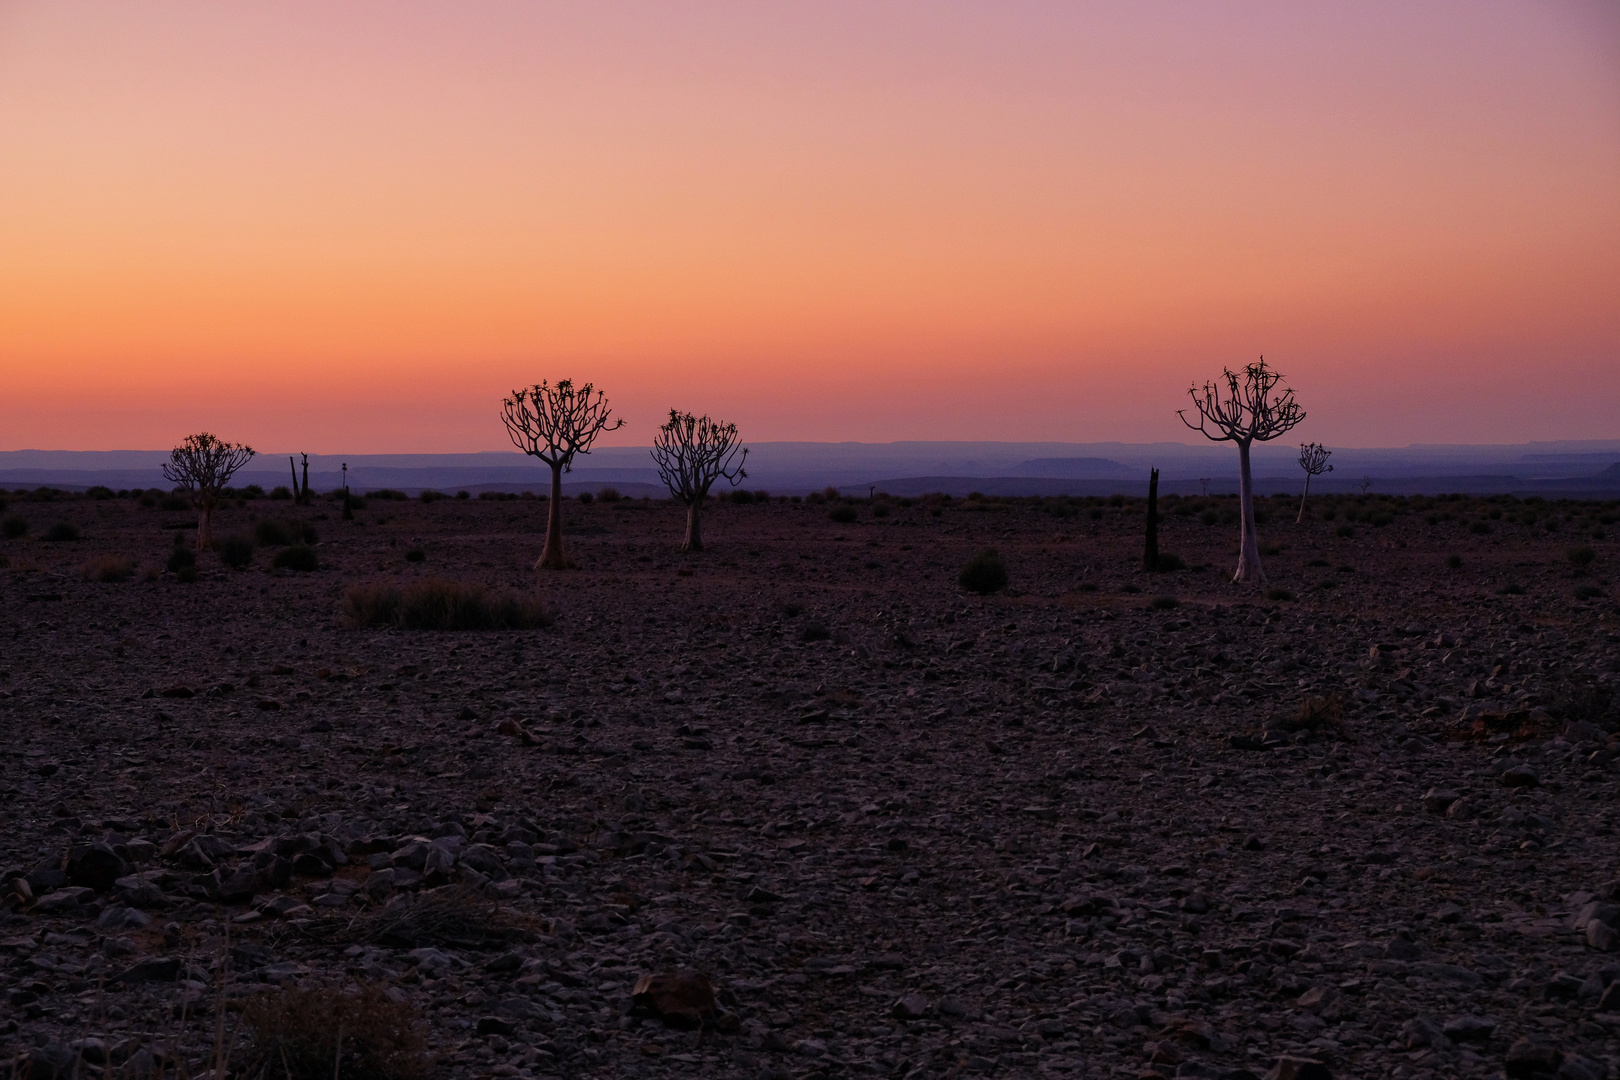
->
[2, 440, 1618, 498]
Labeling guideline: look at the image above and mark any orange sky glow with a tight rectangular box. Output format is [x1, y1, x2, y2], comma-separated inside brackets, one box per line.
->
[2, 2, 1617, 451]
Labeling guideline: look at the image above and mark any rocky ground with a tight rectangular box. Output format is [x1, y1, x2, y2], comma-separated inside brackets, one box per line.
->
[0, 486, 1618, 1080]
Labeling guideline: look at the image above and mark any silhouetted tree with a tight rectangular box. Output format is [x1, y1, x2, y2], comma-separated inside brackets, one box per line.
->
[1178, 358, 1303, 583]
[1296, 443, 1332, 523]
[163, 433, 255, 549]
[501, 380, 624, 569]
[651, 410, 748, 551]
[1143, 468, 1160, 571]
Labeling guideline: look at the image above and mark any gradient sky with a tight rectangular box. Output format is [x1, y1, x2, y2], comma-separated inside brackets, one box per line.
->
[2, 2, 1617, 451]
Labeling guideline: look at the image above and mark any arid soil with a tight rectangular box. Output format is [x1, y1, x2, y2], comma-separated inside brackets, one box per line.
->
[1, 488, 1618, 1080]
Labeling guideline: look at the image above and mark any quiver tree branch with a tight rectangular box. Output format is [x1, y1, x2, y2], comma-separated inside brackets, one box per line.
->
[162, 433, 255, 549]
[1296, 442, 1333, 523]
[1176, 357, 1304, 584]
[650, 410, 749, 551]
[500, 380, 625, 570]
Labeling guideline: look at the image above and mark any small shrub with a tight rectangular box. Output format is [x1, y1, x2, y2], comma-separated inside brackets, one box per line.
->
[1149, 595, 1180, 610]
[456, 490, 470, 500]
[369, 489, 410, 501]
[1199, 511, 1217, 526]
[272, 544, 319, 572]
[1469, 521, 1491, 535]
[2, 515, 25, 539]
[799, 620, 832, 642]
[160, 494, 191, 511]
[1150, 552, 1184, 572]
[269, 485, 293, 500]
[86, 485, 115, 500]
[419, 490, 446, 503]
[1305, 558, 1330, 567]
[1264, 587, 1295, 602]
[1569, 545, 1597, 570]
[1283, 694, 1344, 733]
[578, 491, 594, 504]
[959, 548, 1008, 595]
[871, 502, 891, 518]
[240, 984, 429, 1080]
[777, 601, 804, 618]
[80, 555, 135, 582]
[297, 523, 319, 545]
[1544, 517, 1561, 532]
[254, 519, 292, 546]
[598, 487, 622, 502]
[43, 522, 79, 542]
[1120, 582, 1141, 594]
[1575, 584, 1608, 600]
[1336, 525, 1355, 538]
[1497, 582, 1525, 595]
[1260, 543, 1282, 557]
[218, 535, 255, 569]
[405, 546, 427, 563]
[175, 564, 198, 583]
[828, 504, 858, 524]
[167, 545, 196, 573]
[344, 578, 553, 631]
[1445, 554, 1463, 569]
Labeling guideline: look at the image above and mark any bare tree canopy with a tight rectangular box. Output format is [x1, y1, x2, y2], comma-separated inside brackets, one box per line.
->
[500, 380, 624, 570]
[1177, 358, 1305, 583]
[1296, 442, 1333, 523]
[651, 410, 748, 551]
[162, 433, 255, 549]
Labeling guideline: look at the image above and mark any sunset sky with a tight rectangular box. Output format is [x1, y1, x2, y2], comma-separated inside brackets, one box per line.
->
[1, 2, 1617, 451]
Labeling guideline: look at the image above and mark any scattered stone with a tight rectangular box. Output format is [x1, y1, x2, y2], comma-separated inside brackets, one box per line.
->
[631, 970, 716, 1030]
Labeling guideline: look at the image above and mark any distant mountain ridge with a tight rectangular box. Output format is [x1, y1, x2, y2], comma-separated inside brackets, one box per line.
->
[0, 442, 1616, 497]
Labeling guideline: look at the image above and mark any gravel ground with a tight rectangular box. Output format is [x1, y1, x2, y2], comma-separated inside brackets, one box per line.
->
[0, 488, 1617, 1079]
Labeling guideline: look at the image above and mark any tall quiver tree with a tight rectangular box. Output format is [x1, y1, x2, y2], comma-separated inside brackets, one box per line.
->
[501, 380, 625, 570]
[651, 410, 749, 552]
[1177, 358, 1304, 583]
[1296, 442, 1332, 523]
[163, 433, 255, 549]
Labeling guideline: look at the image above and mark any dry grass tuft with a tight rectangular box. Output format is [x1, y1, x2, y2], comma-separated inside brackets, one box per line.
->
[344, 578, 553, 631]
[79, 554, 135, 582]
[239, 984, 429, 1080]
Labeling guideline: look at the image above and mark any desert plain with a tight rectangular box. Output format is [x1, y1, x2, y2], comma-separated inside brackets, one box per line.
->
[0, 487, 1617, 1080]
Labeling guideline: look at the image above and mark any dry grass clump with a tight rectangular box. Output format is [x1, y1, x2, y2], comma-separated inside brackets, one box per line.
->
[239, 984, 428, 1080]
[958, 548, 1008, 595]
[1281, 694, 1345, 734]
[344, 578, 553, 631]
[79, 554, 136, 582]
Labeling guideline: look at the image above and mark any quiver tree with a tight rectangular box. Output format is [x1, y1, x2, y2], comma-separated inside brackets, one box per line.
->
[162, 433, 255, 549]
[500, 380, 624, 569]
[650, 410, 749, 551]
[1296, 442, 1332, 523]
[1177, 358, 1304, 583]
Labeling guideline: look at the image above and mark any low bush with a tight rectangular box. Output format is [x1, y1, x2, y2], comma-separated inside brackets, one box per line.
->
[1150, 595, 1180, 610]
[85, 485, 115, 500]
[1497, 582, 1525, 595]
[420, 490, 447, 503]
[1150, 552, 1184, 572]
[218, 535, 255, 569]
[80, 555, 135, 582]
[871, 502, 891, 518]
[598, 487, 622, 502]
[578, 491, 594, 504]
[369, 489, 410, 501]
[828, 504, 858, 524]
[404, 546, 427, 563]
[1469, 521, 1491, 535]
[272, 545, 319, 572]
[1569, 545, 1597, 571]
[166, 545, 195, 573]
[160, 494, 191, 511]
[254, 519, 292, 546]
[269, 485, 293, 500]
[240, 984, 429, 1080]
[43, 522, 79, 542]
[799, 619, 831, 642]
[2, 515, 25, 539]
[1264, 588, 1295, 602]
[175, 564, 198, 583]
[1335, 525, 1355, 538]
[344, 578, 553, 631]
[959, 548, 1008, 595]
[1575, 584, 1608, 601]
[1445, 554, 1463, 569]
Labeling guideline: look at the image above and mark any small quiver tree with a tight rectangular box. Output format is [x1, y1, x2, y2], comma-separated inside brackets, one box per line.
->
[1177, 358, 1304, 584]
[651, 410, 748, 552]
[162, 433, 255, 550]
[1296, 442, 1332, 523]
[500, 380, 624, 570]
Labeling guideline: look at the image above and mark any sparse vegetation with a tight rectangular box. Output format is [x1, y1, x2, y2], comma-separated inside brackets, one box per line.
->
[218, 534, 255, 569]
[344, 578, 553, 630]
[958, 548, 1008, 595]
[1569, 545, 1596, 571]
[271, 544, 319, 572]
[2, 514, 26, 539]
[79, 554, 135, 582]
[828, 504, 858, 524]
[405, 546, 427, 563]
[240, 984, 429, 1080]
[43, 522, 79, 542]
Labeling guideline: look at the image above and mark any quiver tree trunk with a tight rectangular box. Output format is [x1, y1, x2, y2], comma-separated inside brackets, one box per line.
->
[1143, 468, 1159, 572]
[1296, 473, 1311, 524]
[196, 499, 216, 550]
[537, 464, 568, 570]
[1234, 440, 1265, 583]
[684, 498, 704, 552]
